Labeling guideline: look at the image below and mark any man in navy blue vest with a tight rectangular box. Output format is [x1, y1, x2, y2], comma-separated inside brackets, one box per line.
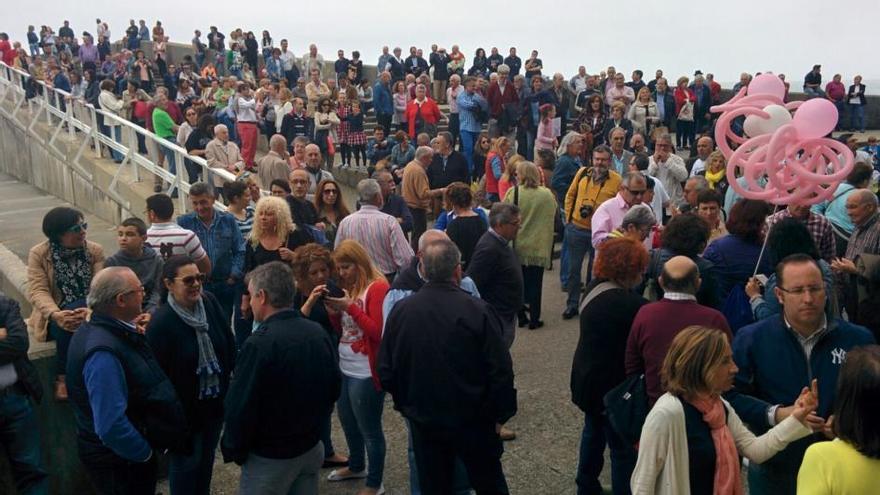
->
[727, 254, 875, 495]
[67, 267, 186, 495]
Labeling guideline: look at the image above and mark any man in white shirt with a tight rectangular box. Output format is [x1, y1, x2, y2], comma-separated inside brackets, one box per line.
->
[647, 134, 688, 209]
[688, 136, 715, 177]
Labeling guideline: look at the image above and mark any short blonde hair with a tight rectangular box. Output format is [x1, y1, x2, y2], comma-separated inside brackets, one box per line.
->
[516, 161, 541, 188]
[250, 196, 295, 247]
[707, 150, 726, 172]
[661, 326, 730, 397]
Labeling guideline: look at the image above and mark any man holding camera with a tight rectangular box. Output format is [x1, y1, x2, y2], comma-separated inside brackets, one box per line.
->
[561, 145, 622, 319]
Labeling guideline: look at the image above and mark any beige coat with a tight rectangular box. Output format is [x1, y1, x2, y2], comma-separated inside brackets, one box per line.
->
[205, 138, 244, 187]
[27, 240, 105, 342]
[257, 151, 291, 189]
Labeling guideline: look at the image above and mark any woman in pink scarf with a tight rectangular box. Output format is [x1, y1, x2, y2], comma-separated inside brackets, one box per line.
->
[631, 326, 818, 495]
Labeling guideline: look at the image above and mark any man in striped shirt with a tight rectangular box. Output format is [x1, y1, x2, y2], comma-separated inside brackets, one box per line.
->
[144, 193, 212, 275]
[336, 179, 413, 281]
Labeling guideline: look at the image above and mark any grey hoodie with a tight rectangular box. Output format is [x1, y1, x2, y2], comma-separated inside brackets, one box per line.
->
[105, 246, 164, 313]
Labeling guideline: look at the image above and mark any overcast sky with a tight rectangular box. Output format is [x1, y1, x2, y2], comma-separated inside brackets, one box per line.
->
[5, 0, 879, 85]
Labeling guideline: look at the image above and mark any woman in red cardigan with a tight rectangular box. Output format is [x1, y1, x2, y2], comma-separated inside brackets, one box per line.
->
[324, 239, 389, 493]
[405, 83, 443, 139]
[673, 76, 696, 150]
[484, 136, 512, 202]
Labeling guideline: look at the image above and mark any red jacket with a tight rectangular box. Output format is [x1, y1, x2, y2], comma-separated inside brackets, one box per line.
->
[484, 152, 504, 194]
[487, 80, 518, 118]
[406, 98, 442, 139]
[673, 87, 695, 115]
[329, 279, 390, 389]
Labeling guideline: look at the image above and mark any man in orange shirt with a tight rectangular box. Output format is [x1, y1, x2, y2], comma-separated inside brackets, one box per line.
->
[401, 146, 446, 251]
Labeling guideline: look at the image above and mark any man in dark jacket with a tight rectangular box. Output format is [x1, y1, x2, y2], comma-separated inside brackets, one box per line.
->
[728, 254, 875, 495]
[466, 203, 524, 349]
[0, 292, 47, 495]
[379, 239, 516, 494]
[67, 267, 187, 495]
[652, 77, 676, 130]
[429, 46, 450, 103]
[222, 262, 340, 493]
[428, 132, 469, 189]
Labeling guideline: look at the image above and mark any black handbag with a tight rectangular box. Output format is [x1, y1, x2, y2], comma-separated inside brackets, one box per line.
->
[603, 373, 649, 446]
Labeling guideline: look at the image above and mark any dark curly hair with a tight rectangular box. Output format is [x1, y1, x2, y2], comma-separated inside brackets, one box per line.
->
[445, 182, 473, 209]
[726, 199, 772, 244]
[290, 243, 335, 293]
[767, 217, 820, 264]
[593, 237, 649, 283]
[661, 213, 711, 258]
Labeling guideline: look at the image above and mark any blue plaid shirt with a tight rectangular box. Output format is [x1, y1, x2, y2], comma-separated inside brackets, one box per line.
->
[456, 90, 488, 133]
[178, 211, 245, 282]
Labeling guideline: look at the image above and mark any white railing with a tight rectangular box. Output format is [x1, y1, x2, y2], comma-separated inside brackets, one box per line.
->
[0, 62, 240, 214]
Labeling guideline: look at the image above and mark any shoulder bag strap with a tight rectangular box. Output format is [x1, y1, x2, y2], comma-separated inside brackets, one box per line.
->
[579, 281, 623, 312]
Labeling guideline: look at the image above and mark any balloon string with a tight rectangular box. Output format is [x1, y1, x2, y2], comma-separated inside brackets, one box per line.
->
[753, 204, 781, 277]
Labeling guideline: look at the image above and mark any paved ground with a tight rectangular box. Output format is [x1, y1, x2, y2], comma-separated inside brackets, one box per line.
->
[0, 169, 602, 494]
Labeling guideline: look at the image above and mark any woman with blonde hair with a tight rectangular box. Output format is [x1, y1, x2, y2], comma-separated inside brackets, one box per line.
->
[498, 153, 522, 200]
[484, 136, 511, 202]
[631, 326, 818, 495]
[325, 240, 389, 494]
[504, 161, 557, 328]
[695, 150, 730, 197]
[314, 178, 351, 244]
[244, 196, 313, 273]
[273, 87, 293, 134]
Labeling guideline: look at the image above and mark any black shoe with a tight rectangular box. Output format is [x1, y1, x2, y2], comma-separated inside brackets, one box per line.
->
[528, 320, 545, 330]
[562, 308, 578, 320]
[517, 311, 528, 328]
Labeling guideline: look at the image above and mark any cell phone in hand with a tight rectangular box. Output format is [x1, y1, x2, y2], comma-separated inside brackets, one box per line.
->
[755, 274, 769, 286]
[324, 279, 345, 298]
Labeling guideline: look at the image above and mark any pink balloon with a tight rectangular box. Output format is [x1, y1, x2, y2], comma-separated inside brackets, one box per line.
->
[747, 73, 786, 100]
[792, 98, 838, 140]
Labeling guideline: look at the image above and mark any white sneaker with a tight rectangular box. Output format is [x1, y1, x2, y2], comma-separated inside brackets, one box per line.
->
[326, 468, 367, 481]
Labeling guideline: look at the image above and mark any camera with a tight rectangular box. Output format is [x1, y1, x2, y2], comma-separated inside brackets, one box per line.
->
[579, 204, 594, 218]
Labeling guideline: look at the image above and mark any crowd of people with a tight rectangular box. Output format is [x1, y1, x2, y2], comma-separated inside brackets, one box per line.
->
[1, 17, 880, 495]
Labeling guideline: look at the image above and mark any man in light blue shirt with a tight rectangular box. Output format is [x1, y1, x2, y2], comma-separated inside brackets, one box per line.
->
[456, 77, 489, 177]
[811, 162, 873, 256]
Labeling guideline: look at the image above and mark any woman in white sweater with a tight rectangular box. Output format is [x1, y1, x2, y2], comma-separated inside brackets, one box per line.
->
[631, 326, 818, 495]
[97, 79, 125, 163]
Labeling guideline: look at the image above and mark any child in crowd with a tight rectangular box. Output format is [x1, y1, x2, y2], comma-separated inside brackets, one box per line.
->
[347, 102, 368, 169]
[104, 217, 164, 313]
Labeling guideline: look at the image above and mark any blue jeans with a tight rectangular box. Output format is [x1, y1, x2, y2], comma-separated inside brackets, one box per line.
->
[406, 420, 471, 495]
[564, 223, 593, 311]
[168, 417, 222, 495]
[337, 375, 386, 489]
[832, 100, 846, 130]
[803, 87, 826, 99]
[460, 129, 479, 178]
[109, 126, 123, 162]
[159, 139, 178, 175]
[576, 413, 635, 495]
[850, 104, 865, 132]
[0, 391, 48, 495]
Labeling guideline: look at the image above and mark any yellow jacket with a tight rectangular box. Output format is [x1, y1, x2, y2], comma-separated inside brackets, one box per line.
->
[563, 168, 621, 230]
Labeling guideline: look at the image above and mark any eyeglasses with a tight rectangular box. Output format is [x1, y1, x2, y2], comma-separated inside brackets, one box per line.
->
[66, 222, 88, 233]
[290, 179, 308, 185]
[175, 273, 206, 286]
[323, 189, 339, 195]
[778, 285, 824, 297]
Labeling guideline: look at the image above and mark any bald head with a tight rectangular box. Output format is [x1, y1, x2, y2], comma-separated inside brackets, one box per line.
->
[659, 256, 701, 295]
[304, 144, 322, 169]
[417, 229, 449, 254]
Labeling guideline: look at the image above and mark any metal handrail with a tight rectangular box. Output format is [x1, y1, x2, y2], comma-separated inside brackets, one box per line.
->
[0, 62, 241, 214]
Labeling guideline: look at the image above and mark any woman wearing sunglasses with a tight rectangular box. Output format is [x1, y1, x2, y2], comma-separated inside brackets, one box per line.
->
[314, 179, 351, 245]
[146, 255, 235, 495]
[28, 207, 105, 401]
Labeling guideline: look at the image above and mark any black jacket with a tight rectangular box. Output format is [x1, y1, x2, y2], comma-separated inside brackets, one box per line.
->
[466, 231, 524, 319]
[0, 294, 42, 402]
[146, 292, 236, 432]
[429, 52, 449, 81]
[570, 281, 647, 414]
[428, 151, 469, 188]
[653, 90, 677, 129]
[221, 309, 340, 464]
[379, 282, 516, 427]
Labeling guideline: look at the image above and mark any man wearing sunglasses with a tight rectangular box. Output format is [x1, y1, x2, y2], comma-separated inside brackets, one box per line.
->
[590, 172, 648, 249]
